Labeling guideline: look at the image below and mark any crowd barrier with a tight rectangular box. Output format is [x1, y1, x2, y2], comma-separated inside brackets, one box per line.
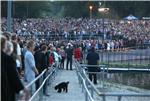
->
[75, 60, 108, 101]
[18, 63, 58, 101]
[74, 60, 150, 101]
[82, 48, 150, 69]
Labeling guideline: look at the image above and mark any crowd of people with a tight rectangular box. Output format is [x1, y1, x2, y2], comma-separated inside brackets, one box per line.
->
[1, 17, 150, 48]
[1, 17, 150, 100]
[1, 31, 85, 100]
[1, 32, 29, 101]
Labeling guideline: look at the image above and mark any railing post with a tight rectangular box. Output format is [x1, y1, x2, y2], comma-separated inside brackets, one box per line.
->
[82, 79, 84, 92]
[121, 51, 123, 64]
[118, 96, 122, 101]
[79, 72, 82, 85]
[102, 51, 103, 63]
[85, 91, 88, 101]
[127, 51, 129, 69]
[149, 55, 150, 70]
[42, 72, 44, 97]
[107, 51, 108, 66]
[140, 52, 142, 65]
[91, 86, 94, 98]
[39, 86, 43, 101]
[102, 65, 105, 88]
[102, 95, 106, 101]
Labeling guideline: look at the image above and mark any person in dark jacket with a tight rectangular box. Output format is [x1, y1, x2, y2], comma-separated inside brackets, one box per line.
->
[1, 35, 29, 101]
[66, 43, 73, 70]
[86, 47, 100, 84]
[35, 44, 49, 96]
[34, 46, 41, 90]
[38, 45, 48, 73]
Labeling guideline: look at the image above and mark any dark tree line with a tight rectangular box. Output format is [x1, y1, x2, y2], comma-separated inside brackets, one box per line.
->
[1, 1, 150, 19]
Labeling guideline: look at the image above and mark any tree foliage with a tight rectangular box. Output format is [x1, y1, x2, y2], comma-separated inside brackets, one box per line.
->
[1, 1, 150, 19]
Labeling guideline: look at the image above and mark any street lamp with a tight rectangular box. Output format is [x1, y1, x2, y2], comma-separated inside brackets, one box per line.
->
[89, 6, 93, 19]
[98, 7, 109, 40]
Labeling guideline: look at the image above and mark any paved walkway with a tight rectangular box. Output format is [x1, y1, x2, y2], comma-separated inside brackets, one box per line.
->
[39, 59, 150, 101]
[45, 69, 85, 101]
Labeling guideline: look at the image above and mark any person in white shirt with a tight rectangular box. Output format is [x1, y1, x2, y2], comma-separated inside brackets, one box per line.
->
[12, 34, 22, 71]
[110, 40, 115, 51]
[107, 41, 111, 51]
[52, 47, 61, 68]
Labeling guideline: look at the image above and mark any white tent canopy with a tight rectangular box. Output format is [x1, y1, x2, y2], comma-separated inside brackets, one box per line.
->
[124, 14, 138, 20]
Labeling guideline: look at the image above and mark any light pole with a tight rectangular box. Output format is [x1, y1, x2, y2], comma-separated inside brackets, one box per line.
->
[89, 6, 93, 19]
[98, 8, 109, 40]
[7, 0, 12, 32]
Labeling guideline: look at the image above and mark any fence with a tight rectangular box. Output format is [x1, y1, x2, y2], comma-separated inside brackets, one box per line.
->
[75, 60, 150, 101]
[18, 33, 102, 41]
[18, 63, 58, 101]
[82, 48, 150, 69]
[75, 60, 99, 101]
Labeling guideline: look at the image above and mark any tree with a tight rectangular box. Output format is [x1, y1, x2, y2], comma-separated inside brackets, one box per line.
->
[1, 1, 150, 19]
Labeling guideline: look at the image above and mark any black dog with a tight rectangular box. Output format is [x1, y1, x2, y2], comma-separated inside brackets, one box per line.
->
[54, 81, 69, 93]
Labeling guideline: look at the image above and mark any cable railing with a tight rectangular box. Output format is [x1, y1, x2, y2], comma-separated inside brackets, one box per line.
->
[18, 63, 58, 101]
[98, 93, 150, 101]
[25, 69, 47, 89]
[75, 60, 102, 101]
[78, 70, 94, 101]
[28, 68, 54, 101]
[75, 60, 150, 101]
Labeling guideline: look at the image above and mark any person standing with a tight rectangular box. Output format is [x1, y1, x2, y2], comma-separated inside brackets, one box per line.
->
[12, 41, 22, 76]
[66, 43, 73, 70]
[74, 45, 82, 63]
[59, 46, 66, 69]
[1, 35, 29, 101]
[34, 46, 41, 90]
[24, 40, 39, 95]
[37, 44, 49, 96]
[12, 34, 22, 73]
[86, 47, 100, 84]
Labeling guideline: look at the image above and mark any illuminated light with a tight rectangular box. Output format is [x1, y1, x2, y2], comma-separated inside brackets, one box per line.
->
[89, 6, 93, 10]
[98, 8, 109, 12]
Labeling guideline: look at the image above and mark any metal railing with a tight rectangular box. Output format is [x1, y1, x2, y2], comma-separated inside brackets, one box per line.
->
[78, 70, 94, 101]
[75, 61, 94, 101]
[82, 48, 150, 69]
[25, 69, 47, 89]
[98, 93, 150, 101]
[28, 68, 54, 101]
[75, 60, 101, 101]
[75, 60, 150, 101]
[18, 33, 102, 41]
[18, 63, 58, 101]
